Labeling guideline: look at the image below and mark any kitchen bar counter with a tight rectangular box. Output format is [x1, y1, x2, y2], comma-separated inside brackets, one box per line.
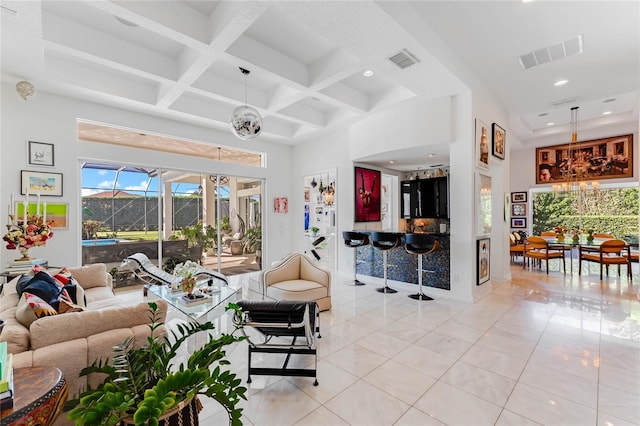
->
[353, 231, 450, 290]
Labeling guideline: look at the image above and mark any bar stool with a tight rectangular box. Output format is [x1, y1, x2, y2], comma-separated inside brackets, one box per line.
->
[371, 232, 401, 294]
[343, 231, 369, 286]
[404, 233, 440, 301]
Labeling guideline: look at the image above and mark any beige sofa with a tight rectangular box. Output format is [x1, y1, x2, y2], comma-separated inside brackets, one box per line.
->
[0, 263, 167, 402]
[256, 252, 331, 311]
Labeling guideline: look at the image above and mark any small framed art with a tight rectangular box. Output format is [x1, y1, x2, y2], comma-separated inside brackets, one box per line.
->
[16, 202, 68, 229]
[274, 197, 288, 214]
[21, 170, 63, 196]
[28, 141, 55, 166]
[511, 218, 526, 228]
[492, 123, 505, 160]
[476, 119, 490, 170]
[511, 192, 527, 203]
[511, 203, 527, 217]
[477, 238, 490, 286]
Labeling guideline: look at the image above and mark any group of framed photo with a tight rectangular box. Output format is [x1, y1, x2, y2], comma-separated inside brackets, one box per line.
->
[476, 119, 506, 170]
[510, 191, 527, 228]
[22, 141, 63, 197]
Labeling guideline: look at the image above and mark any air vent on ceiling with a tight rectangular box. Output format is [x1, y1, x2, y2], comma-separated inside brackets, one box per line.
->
[388, 49, 420, 69]
[550, 97, 580, 108]
[518, 35, 583, 70]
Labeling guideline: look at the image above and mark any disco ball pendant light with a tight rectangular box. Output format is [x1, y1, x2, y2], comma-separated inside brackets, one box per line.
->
[229, 67, 263, 140]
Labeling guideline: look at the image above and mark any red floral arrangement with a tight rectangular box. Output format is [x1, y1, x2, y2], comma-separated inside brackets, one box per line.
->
[3, 215, 54, 250]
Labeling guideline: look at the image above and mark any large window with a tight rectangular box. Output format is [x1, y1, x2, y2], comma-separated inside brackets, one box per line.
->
[81, 163, 263, 277]
[532, 185, 638, 238]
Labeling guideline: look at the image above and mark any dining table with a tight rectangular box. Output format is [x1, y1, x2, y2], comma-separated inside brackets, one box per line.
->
[541, 236, 631, 273]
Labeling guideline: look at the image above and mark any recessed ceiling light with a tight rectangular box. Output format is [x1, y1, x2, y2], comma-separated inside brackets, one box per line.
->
[602, 111, 612, 115]
[115, 16, 138, 27]
[362, 70, 374, 77]
[389, 160, 395, 164]
[428, 153, 436, 157]
[546, 122, 555, 126]
[554, 79, 568, 86]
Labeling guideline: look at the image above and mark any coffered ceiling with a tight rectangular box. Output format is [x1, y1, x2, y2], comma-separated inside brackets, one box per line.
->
[1, 1, 638, 171]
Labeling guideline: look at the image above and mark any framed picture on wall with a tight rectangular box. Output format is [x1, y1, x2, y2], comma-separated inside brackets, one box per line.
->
[475, 119, 490, 170]
[511, 192, 527, 203]
[535, 133, 633, 184]
[21, 170, 63, 196]
[492, 123, 505, 160]
[477, 238, 490, 286]
[304, 187, 310, 202]
[511, 218, 527, 228]
[28, 141, 55, 166]
[354, 166, 381, 222]
[511, 203, 527, 217]
[274, 197, 288, 213]
[476, 172, 492, 236]
[16, 202, 68, 229]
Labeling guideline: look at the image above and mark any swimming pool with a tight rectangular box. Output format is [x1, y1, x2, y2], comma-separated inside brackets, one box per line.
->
[81, 239, 124, 246]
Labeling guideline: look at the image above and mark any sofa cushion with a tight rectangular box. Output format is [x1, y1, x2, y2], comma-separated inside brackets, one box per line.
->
[67, 264, 110, 290]
[15, 292, 58, 328]
[267, 279, 328, 302]
[0, 309, 30, 354]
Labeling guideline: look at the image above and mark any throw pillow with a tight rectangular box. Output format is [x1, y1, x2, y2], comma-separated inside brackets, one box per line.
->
[15, 271, 66, 310]
[15, 292, 58, 328]
[33, 266, 86, 306]
[57, 299, 87, 314]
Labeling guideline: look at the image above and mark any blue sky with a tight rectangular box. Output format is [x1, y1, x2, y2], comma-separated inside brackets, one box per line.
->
[82, 168, 200, 197]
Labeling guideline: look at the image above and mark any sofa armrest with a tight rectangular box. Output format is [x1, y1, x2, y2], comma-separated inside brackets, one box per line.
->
[29, 300, 167, 349]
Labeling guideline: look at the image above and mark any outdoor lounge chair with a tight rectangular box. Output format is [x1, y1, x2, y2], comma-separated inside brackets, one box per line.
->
[235, 300, 320, 386]
[119, 252, 228, 287]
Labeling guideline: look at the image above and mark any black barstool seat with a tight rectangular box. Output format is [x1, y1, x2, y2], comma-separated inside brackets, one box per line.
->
[343, 231, 369, 286]
[371, 232, 401, 293]
[404, 233, 440, 301]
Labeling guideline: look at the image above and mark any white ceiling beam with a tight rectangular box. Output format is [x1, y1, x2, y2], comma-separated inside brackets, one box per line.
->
[156, 2, 266, 109]
[320, 82, 369, 112]
[42, 13, 178, 80]
[277, 103, 326, 128]
[45, 54, 158, 104]
[227, 35, 309, 87]
[308, 49, 360, 88]
[96, 0, 209, 46]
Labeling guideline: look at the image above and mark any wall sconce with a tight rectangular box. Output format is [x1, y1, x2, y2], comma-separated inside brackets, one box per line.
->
[15, 80, 35, 101]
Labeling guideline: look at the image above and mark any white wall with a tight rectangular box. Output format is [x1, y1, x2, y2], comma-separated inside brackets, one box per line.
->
[1, 84, 295, 268]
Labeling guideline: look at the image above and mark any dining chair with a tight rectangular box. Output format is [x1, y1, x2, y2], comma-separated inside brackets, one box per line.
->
[523, 236, 566, 274]
[540, 231, 557, 237]
[579, 239, 632, 280]
[593, 233, 614, 239]
[509, 234, 525, 264]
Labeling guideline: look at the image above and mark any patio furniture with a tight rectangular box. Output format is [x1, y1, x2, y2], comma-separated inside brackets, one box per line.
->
[119, 253, 228, 287]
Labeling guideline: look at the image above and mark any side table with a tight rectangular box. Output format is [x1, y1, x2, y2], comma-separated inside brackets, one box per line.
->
[0, 366, 68, 426]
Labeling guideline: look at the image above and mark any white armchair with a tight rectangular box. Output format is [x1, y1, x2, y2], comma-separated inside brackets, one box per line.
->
[258, 253, 331, 311]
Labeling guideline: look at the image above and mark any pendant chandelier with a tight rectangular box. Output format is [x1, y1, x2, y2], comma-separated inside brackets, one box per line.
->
[229, 67, 263, 140]
[552, 106, 600, 194]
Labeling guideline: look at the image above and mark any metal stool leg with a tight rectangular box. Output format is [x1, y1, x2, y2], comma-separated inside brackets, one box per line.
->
[352, 248, 365, 286]
[377, 250, 397, 293]
[409, 254, 433, 301]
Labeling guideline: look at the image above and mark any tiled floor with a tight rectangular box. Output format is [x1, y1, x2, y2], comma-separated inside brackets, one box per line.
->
[116, 261, 639, 426]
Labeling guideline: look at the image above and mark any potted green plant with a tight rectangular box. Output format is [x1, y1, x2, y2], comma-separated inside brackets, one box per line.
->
[66, 302, 247, 426]
[175, 222, 218, 263]
[309, 226, 320, 237]
[241, 225, 261, 254]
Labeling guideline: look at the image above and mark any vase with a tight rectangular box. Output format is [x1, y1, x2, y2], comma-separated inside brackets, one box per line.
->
[557, 234, 565, 241]
[16, 247, 31, 261]
[572, 235, 579, 242]
[119, 396, 202, 426]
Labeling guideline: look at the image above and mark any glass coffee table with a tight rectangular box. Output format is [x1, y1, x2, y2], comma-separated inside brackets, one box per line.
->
[146, 283, 240, 322]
